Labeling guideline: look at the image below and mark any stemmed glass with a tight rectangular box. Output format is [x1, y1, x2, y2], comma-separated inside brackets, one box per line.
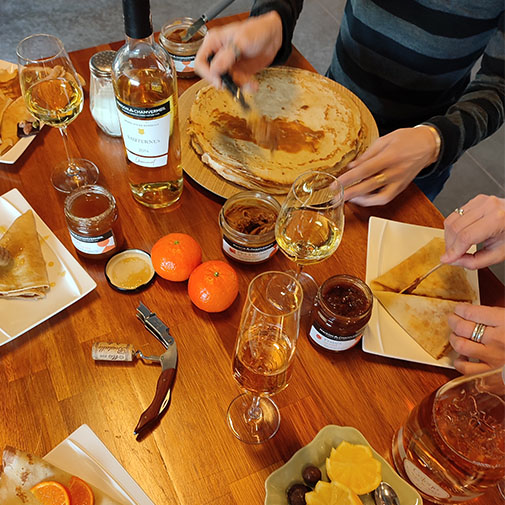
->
[227, 271, 303, 444]
[275, 170, 345, 313]
[16, 34, 99, 193]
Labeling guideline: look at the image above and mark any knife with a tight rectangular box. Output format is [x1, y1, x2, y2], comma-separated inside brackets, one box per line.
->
[398, 262, 443, 294]
[181, 0, 236, 42]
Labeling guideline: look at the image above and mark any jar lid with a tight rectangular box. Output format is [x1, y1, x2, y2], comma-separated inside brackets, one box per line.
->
[89, 50, 117, 77]
[105, 249, 155, 292]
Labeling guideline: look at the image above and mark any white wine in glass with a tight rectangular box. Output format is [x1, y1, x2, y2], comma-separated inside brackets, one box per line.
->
[17, 34, 99, 193]
[227, 271, 303, 444]
[275, 170, 344, 312]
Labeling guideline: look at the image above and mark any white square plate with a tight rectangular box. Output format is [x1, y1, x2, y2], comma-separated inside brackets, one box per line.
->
[264, 425, 422, 505]
[0, 59, 41, 165]
[362, 217, 480, 369]
[44, 424, 155, 505]
[0, 188, 96, 344]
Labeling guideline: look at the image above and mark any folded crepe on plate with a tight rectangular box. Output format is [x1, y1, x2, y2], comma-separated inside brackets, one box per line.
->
[0, 210, 50, 298]
[0, 96, 37, 156]
[371, 237, 477, 360]
[0, 446, 123, 505]
[188, 66, 366, 194]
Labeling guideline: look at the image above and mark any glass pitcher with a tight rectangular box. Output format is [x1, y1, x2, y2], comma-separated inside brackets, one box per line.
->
[392, 366, 505, 504]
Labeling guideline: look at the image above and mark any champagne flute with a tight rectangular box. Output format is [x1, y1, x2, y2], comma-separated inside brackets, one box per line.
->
[275, 170, 344, 313]
[16, 34, 99, 193]
[227, 271, 302, 444]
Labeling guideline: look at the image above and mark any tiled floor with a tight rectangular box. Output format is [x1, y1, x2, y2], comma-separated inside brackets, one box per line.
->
[1, 0, 503, 280]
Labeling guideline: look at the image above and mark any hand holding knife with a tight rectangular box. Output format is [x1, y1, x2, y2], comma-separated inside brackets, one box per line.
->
[182, 0, 236, 42]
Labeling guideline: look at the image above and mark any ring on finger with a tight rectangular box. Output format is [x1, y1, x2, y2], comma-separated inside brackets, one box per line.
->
[470, 322, 486, 343]
[453, 207, 465, 216]
[374, 173, 387, 187]
[227, 42, 241, 61]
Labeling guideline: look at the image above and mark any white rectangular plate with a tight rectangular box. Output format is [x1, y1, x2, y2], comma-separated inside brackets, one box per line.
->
[363, 216, 480, 369]
[0, 188, 96, 344]
[44, 424, 155, 505]
[0, 59, 41, 165]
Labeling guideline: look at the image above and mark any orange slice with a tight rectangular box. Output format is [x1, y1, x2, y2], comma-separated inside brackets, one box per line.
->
[305, 480, 363, 505]
[325, 441, 382, 495]
[30, 480, 70, 505]
[68, 476, 95, 505]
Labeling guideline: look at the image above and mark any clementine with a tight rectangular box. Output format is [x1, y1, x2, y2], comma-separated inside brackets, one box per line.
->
[188, 260, 239, 312]
[68, 476, 95, 505]
[151, 233, 202, 281]
[30, 480, 70, 505]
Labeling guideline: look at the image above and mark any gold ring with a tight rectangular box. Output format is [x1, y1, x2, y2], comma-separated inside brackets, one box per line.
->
[374, 173, 387, 186]
[454, 207, 465, 216]
[470, 322, 486, 343]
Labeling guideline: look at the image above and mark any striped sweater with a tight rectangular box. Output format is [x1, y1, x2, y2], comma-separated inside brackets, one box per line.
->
[251, 0, 505, 179]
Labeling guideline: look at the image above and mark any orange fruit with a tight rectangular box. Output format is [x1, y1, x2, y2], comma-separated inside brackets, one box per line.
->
[188, 260, 239, 312]
[151, 233, 202, 281]
[68, 476, 94, 505]
[305, 480, 363, 505]
[30, 480, 70, 505]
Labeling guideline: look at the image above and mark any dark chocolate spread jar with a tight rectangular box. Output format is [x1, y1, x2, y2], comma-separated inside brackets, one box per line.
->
[309, 274, 373, 352]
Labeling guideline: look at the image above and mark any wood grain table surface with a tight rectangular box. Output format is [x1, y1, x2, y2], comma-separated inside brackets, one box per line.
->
[1, 13, 504, 505]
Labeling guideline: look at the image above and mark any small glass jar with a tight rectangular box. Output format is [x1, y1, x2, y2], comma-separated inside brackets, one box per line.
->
[89, 50, 122, 137]
[219, 191, 280, 264]
[159, 17, 207, 78]
[64, 185, 124, 259]
[309, 274, 373, 352]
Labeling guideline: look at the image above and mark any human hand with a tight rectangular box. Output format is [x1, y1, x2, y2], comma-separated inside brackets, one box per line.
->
[448, 303, 505, 375]
[194, 11, 282, 90]
[337, 126, 440, 206]
[441, 194, 505, 269]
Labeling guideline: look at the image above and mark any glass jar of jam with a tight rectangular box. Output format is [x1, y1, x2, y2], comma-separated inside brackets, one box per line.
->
[159, 17, 207, 78]
[64, 185, 124, 259]
[309, 274, 373, 352]
[219, 191, 280, 264]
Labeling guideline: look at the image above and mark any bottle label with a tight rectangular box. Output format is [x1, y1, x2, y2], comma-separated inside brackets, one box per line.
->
[70, 229, 116, 255]
[115, 97, 173, 168]
[309, 322, 362, 351]
[222, 236, 277, 263]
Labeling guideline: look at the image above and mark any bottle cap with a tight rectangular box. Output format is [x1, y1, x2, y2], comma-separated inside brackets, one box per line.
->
[122, 0, 153, 39]
[89, 50, 117, 78]
[105, 249, 156, 292]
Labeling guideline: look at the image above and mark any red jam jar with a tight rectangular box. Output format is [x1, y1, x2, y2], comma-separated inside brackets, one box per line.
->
[309, 274, 373, 352]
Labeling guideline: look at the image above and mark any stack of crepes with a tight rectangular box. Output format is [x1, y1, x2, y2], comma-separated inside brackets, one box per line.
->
[188, 66, 367, 194]
[371, 237, 476, 359]
[0, 446, 122, 504]
[0, 210, 50, 298]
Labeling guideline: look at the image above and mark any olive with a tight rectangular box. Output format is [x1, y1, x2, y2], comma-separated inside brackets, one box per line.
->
[302, 465, 322, 486]
[287, 483, 310, 505]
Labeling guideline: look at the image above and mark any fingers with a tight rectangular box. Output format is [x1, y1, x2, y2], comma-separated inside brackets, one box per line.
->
[453, 303, 504, 326]
[452, 355, 492, 375]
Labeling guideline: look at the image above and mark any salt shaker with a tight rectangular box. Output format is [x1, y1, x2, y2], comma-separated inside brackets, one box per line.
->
[89, 50, 122, 137]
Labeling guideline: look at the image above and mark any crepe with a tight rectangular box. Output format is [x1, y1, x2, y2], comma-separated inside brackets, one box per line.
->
[0, 210, 49, 298]
[188, 66, 365, 194]
[370, 237, 475, 302]
[0, 446, 123, 505]
[0, 97, 35, 156]
[374, 291, 458, 359]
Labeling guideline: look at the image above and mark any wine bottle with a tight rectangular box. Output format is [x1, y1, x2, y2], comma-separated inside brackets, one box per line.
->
[112, 0, 183, 208]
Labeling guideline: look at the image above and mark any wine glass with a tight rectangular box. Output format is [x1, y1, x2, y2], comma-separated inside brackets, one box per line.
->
[275, 170, 345, 313]
[227, 271, 303, 444]
[16, 34, 99, 193]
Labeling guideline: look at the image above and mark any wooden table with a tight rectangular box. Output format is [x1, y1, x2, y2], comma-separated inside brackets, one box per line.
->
[1, 13, 503, 505]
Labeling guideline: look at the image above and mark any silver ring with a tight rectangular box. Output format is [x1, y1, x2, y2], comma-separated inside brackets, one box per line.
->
[228, 42, 241, 61]
[470, 322, 486, 343]
[454, 207, 465, 216]
[374, 173, 387, 186]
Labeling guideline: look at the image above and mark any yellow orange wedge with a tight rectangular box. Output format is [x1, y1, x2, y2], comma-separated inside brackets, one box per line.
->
[68, 475, 95, 505]
[305, 480, 363, 505]
[30, 480, 71, 505]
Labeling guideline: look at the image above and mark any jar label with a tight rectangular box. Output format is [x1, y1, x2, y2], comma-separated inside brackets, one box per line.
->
[222, 236, 277, 263]
[70, 229, 116, 255]
[403, 459, 450, 499]
[309, 323, 361, 351]
[170, 53, 196, 74]
[115, 96, 173, 168]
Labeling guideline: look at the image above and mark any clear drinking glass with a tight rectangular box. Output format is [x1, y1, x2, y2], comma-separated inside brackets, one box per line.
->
[227, 271, 303, 444]
[16, 34, 99, 193]
[275, 170, 345, 314]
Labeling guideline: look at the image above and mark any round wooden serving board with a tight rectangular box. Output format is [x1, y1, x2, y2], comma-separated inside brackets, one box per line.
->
[179, 73, 378, 200]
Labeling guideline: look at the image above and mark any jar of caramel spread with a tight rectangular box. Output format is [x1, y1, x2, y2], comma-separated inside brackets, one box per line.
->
[159, 17, 207, 78]
[309, 274, 373, 352]
[219, 191, 280, 264]
[64, 185, 124, 259]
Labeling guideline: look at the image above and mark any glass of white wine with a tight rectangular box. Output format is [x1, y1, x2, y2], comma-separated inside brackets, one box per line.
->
[16, 34, 99, 193]
[275, 170, 345, 314]
[227, 271, 303, 444]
